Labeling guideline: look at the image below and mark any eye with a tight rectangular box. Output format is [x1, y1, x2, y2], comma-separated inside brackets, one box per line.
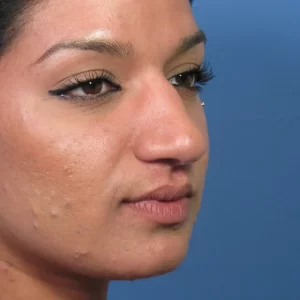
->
[49, 70, 121, 101]
[168, 62, 215, 92]
[169, 71, 198, 88]
[64, 79, 116, 97]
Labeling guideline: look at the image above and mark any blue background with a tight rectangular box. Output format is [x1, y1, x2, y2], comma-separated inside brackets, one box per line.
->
[110, 0, 300, 299]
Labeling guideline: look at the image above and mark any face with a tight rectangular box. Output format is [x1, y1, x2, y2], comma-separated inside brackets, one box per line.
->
[0, 0, 209, 280]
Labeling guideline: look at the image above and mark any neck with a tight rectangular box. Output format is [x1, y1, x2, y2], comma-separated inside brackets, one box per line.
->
[0, 239, 109, 300]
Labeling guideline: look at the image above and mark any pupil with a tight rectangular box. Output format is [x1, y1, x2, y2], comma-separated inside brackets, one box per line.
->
[178, 74, 194, 86]
[82, 81, 103, 95]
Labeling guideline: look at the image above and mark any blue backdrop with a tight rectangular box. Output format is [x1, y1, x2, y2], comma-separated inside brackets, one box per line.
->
[110, 0, 300, 299]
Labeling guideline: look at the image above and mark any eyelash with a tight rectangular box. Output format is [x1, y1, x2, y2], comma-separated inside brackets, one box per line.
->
[49, 70, 120, 101]
[48, 62, 214, 102]
[172, 61, 214, 92]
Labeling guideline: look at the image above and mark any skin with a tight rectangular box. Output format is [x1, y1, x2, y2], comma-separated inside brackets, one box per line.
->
[0, 0, 209, 299]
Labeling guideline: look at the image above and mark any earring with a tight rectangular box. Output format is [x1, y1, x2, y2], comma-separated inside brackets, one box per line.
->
[201, 101, 205, 107]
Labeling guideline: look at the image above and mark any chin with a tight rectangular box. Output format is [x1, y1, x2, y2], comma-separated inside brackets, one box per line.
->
[88, 230, 191, 281]
[108, 247, 189, 281]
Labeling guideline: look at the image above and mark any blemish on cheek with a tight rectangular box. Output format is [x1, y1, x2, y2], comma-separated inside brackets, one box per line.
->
[33, 220, 39, 229]
[63, 165, 75, 179]
[51, 208, 58, 218]
[74, 249, 89, 260]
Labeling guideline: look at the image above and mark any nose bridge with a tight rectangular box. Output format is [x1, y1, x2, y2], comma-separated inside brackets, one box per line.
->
[132, 73, 207, 165]
[140, 71, 192, 122]
[150, 84, 196, 138]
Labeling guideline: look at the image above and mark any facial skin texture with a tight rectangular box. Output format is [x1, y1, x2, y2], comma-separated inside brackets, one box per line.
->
[0, 0, 209, 298]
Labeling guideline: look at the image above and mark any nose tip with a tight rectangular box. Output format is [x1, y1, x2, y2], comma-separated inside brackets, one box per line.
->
[175, 134, 207, 165]
[133, 107, 208, 167]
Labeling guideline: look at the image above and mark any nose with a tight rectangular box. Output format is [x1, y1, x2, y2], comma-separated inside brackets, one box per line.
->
[132, 75, 208, 167]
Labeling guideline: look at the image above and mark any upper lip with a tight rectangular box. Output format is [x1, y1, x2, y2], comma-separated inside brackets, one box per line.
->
[125, 183, 194, 203]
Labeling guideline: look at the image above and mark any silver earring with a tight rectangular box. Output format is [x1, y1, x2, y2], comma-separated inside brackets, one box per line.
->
[201, 101, 205, 107]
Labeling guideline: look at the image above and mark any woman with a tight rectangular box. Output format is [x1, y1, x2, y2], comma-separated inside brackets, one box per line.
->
[0, 0, 213, 298]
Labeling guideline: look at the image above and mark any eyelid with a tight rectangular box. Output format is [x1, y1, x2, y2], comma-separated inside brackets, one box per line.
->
[168, 66, 201, 81]
[167, 63, 201, 79]
[50, 69, 118, 91]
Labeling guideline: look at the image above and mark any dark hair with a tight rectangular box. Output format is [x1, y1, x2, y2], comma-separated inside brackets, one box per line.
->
[0, 0, 194, 56]
[0, 1, 41, 56]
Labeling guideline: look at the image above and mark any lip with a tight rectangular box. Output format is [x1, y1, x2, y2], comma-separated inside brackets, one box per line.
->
[125, 184, 194, 203]
[123, 184, 194, 225]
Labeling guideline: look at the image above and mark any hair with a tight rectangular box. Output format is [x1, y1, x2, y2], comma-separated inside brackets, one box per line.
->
[0, 0, 194, 56]
[0, 1, 41, 56]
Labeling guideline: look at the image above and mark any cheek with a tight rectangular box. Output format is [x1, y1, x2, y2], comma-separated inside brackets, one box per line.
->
[0, 104, 127, 254]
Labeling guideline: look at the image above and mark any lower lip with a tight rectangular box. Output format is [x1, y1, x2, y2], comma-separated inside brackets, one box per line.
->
[124, 198, 189, 225]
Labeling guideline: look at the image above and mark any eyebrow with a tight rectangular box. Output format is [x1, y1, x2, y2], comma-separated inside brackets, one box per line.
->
[171, 29, 206, 59]
[33, 29, 206, 65]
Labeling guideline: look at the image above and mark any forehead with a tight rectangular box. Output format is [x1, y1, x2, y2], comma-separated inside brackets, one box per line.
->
[24, 0, 197, 60]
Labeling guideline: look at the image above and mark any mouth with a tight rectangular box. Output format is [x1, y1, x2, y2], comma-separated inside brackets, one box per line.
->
[122, 184, 194, 225]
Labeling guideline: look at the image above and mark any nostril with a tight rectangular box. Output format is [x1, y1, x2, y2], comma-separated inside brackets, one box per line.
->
[155, 158, 193, 171]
